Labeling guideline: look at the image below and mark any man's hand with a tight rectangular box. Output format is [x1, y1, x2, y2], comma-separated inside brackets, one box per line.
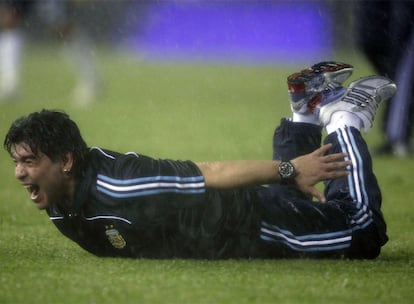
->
[290, 143, 351, 203]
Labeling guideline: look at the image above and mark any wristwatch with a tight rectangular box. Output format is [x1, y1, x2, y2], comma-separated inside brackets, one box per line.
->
[278, 161, 297, 182]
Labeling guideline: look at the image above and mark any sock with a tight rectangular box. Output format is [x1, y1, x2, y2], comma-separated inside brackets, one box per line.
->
[325, 111, 362, 134]
[292, 112, 319, 125]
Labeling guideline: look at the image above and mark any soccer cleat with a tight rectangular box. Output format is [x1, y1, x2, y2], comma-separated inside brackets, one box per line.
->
[319, 76, 397, 133]
[288, 61, 354, 114]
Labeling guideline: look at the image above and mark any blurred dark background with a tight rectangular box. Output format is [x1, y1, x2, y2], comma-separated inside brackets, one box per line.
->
[19, 0, 356, 65]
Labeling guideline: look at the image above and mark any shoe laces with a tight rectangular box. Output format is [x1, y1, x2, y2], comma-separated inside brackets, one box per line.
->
[325, 82, 338, 91]
[343, 87, 378, 117]
[345, 87, 378, 106]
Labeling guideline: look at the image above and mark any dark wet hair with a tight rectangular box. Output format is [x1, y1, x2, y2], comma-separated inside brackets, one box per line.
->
[4, 109, 89, 177]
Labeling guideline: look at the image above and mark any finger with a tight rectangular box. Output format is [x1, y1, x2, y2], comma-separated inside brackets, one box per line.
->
[325, 170, 350, 180]
[313, 144, 333, 156]
[323, 152, 349, 162]
[324, 160, 352, 171]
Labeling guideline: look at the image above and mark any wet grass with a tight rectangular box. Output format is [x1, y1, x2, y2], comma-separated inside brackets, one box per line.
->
[0, 44, 413, 303]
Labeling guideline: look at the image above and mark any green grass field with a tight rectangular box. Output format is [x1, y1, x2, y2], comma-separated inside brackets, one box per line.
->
[0, 45, 413, 303]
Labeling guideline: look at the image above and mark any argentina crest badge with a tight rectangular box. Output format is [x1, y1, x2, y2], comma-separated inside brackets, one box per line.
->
[105, 225, 127, 249]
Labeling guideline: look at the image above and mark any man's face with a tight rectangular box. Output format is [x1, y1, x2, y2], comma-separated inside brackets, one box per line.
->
[11, 142, 70, 210]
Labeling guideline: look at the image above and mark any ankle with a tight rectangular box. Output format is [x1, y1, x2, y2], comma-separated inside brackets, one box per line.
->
[325, 111, 362, 134]
[292, 112, 319, 125]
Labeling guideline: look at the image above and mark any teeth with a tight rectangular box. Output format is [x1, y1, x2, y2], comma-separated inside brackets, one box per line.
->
[23, 185, 39, 195]
[23, 185, 33, 193]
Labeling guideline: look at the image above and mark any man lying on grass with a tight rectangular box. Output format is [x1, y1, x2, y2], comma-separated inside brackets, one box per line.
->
[4, 62, 395, 259]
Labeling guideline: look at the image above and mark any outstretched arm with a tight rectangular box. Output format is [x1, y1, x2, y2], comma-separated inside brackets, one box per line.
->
[196, 144, 351, 203]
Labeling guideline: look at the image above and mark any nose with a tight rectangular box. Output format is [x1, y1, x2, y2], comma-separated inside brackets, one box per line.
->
[15, 163, 27, 180]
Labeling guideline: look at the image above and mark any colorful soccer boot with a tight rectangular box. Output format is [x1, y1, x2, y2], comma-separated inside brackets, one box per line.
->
[319, 76, 397, 133]
[288, 61, 354, 114]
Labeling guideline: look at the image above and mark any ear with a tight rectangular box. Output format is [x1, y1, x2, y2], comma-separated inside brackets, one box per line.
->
[62, 152, 74, 171]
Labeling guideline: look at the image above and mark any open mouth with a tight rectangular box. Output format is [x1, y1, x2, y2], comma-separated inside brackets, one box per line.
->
[23, 184, 40, 201]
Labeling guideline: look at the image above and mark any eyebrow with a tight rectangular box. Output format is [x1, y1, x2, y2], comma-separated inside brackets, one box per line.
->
[11, 150, 37, 161]
[13, 154, 35, 162]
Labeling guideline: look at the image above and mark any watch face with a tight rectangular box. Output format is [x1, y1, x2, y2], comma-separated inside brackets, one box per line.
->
[279, 161, 295, 179]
